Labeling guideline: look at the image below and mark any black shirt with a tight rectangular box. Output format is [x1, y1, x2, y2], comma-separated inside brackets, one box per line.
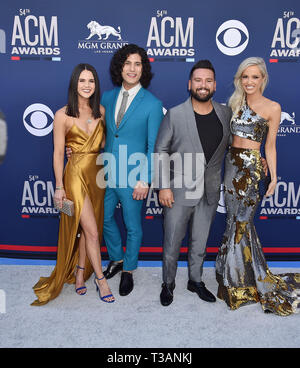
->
[194, 109, 223, 163]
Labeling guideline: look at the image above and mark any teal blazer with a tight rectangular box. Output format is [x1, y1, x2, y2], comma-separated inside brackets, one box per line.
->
[101, 87, 163, 187]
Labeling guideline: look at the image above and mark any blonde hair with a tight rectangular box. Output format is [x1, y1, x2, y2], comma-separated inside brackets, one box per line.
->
[228, 57, 269, 115]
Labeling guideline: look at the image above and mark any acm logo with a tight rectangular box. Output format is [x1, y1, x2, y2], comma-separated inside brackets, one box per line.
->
[21, 178, 58, 216]
[270, 14, 300, 58]
[11, 14, 60, 56]
[146, 13, 195, 58]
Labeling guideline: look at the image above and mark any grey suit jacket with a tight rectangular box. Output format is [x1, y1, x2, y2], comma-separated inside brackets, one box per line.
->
[153, 97, 232, 206]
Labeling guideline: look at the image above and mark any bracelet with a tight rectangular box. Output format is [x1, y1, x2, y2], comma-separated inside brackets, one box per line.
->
[56, 186, 64, 190]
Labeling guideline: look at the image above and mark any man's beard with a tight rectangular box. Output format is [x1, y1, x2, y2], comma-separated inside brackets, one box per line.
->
[190, 88, 215, 102]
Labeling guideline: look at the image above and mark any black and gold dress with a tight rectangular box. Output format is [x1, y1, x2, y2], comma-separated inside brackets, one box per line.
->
[215, 103, 300, 316]
[31, 120, 105, 306]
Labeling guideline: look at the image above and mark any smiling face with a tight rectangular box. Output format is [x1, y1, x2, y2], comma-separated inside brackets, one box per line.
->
[188, 68, 216, 102]
[241, 65, 265, 96]
[77, 69, 95, 99]
[121, 53, 143, 90]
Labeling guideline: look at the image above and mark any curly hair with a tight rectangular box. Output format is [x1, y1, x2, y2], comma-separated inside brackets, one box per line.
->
[110, 44, 153, 88]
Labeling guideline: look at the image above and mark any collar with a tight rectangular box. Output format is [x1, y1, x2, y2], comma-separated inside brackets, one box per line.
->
[120, 82, 142, 97]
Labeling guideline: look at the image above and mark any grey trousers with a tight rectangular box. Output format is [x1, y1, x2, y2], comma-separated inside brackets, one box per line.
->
[162, 196, 218, 284]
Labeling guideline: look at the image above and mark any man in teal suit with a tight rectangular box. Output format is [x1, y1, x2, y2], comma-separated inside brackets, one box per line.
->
[102, 44, 164, 296]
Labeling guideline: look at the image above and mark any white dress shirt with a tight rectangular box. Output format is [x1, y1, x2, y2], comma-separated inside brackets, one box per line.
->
[114, 83, 142, 124]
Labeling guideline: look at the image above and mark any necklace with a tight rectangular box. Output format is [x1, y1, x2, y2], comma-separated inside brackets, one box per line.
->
[87, 118, 92, 124]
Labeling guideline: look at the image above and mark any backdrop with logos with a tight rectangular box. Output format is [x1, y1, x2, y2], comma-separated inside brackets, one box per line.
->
[0, 0, 299, 263]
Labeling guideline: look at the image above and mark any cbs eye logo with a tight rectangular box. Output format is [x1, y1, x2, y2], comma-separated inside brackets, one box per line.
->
[23, 103, 54, 137]
[216, 20, 249, 56]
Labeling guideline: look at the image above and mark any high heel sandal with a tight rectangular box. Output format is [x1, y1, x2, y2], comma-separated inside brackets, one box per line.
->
[74, 265, 87, 295]
[94, 275, 115, 303]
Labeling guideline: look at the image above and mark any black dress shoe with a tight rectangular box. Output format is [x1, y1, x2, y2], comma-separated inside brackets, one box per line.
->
[103, 261, 123, 280]
[160, 282, 175, 306]
[119, 272, 134, 296]
[187, 280, 216, 302]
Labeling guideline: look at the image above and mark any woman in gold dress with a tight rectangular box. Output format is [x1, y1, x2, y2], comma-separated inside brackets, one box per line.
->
[32, 64, 114, 305]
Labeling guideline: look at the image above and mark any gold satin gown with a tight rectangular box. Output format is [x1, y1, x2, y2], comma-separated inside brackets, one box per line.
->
[31, 120, 105, 306]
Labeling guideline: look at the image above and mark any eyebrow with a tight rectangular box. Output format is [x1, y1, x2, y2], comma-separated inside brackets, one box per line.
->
[242, 74, 260, 77]
[124, 60, 141, 64]
[193, 77, 214, 81]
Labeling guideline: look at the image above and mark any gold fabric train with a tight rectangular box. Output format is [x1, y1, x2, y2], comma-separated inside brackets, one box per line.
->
[31, 120, 105, 306]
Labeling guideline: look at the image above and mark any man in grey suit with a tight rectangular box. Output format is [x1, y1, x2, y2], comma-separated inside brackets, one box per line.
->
[154, 60, 232, 306]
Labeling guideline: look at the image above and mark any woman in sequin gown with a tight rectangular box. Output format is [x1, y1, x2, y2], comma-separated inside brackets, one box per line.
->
[32, 64, 114, 305]
[215, 57, 300, 316]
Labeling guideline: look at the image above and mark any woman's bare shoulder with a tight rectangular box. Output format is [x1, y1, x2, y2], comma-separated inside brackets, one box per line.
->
[263, 97, 281, 114]
[54, 106, 68, 120]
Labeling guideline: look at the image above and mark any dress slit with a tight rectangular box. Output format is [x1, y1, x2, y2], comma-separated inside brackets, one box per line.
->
[31, 121, 105, 306]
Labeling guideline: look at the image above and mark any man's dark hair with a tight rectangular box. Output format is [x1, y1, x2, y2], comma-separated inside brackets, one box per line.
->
[66, 63, 101, 119]
[189, 59, 216, 79]
[110, 44, 153, 88]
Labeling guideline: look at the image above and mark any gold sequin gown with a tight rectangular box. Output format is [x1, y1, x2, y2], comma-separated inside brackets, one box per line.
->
[215, 104, 300, 316]
[31, 120, 105, 306]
